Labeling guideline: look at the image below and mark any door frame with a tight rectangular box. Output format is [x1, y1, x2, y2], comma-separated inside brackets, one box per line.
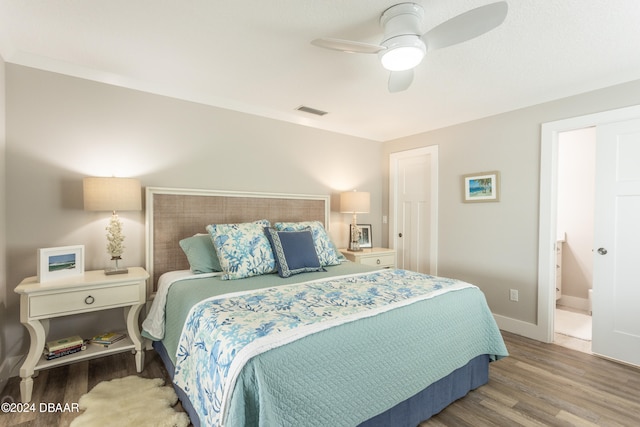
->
[538, 104, 640, 343]
[389, 146, 439, 274]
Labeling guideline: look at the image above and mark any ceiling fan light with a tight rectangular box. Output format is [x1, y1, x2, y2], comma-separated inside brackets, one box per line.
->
[379, 35, 426, 71]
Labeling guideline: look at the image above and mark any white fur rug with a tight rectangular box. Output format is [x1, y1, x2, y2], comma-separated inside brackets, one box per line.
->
[70, 375, 190, 427]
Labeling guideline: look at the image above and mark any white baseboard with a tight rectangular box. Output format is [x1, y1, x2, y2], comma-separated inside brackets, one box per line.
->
[493, 313, 549, 343]
[557, 295, 590, 312]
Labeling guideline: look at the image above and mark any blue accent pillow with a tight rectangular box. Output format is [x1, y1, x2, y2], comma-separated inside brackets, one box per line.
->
[179, 234, 222, 273]
[206, 220, 276, 280]
[264, 227, 325, 278]
[274, 221, 341, 266]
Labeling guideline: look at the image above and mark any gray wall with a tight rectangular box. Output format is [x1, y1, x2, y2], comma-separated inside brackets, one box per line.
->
[382, 79, 640, 325]
[4, 64, 382, 367]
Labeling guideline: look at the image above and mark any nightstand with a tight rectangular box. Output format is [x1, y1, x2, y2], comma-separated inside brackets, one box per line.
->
[14, 267, 149, 402]
[340, 247, 396, 269]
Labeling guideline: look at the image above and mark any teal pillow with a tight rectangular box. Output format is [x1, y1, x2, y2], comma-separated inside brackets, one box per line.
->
[206, 220, 276, 280]
[179, 234, 222, 273]
[274, 221, 341, 266]
[265, 227, 325, 278]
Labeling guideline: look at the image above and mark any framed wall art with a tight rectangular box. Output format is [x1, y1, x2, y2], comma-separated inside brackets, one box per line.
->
[462, 171, 500, 203]
[37, 245, 85, 283]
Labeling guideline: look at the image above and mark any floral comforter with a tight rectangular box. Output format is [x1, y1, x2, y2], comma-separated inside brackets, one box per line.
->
[172, 269, 491, 426]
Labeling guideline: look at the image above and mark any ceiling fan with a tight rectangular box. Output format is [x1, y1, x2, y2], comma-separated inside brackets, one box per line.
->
[311, 1, 508, 92]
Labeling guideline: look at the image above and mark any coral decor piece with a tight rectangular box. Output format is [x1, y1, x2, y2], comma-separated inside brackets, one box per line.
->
[106, 212, 125, 260]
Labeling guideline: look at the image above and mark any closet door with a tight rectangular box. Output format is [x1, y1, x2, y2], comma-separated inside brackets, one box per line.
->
[389, 146, 438, 274]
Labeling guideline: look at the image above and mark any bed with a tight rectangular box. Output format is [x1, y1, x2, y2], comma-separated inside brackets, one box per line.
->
[141, 187, 508, 427]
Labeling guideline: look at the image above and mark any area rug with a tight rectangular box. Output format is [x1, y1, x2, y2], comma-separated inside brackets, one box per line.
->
[556, 308, 592, 341]
[70, 375, 190, 427]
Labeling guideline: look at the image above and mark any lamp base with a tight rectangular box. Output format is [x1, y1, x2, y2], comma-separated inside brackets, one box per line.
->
[105, 267, 129, 275]
[349, 223, 362, 252]
[349, 240, 362, 252]
[105, 256, 128, 275]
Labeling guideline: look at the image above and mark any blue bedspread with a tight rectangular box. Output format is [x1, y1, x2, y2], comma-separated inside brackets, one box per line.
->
[173, 269, 508, 426]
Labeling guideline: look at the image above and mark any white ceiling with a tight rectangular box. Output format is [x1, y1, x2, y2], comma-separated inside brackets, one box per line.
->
[1, 1, 640, 142]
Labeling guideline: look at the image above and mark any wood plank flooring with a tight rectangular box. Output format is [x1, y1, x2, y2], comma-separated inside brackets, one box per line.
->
[2, 331, 639, 426]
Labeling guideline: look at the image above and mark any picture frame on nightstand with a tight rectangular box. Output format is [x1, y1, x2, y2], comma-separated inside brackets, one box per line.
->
[354, 224, 372, 249]
[37, 245, 85, 283]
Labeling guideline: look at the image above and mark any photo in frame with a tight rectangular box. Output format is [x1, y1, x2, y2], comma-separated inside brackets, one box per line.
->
[355, 224, 372, 248]
[462, 171, 500, 203]
[37, 245, 85, 283]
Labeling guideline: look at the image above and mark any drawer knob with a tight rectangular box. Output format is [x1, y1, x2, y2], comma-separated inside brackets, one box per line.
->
[84, 295, 95, 305]
[376, 259, 381, 264]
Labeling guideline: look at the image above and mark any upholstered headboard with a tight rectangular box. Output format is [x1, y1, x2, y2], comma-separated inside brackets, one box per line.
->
[145, 187, 330, 290]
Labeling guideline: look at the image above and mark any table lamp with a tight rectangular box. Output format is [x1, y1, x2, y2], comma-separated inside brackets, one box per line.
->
[340, 190, 370, 251]
[83, 177, 142, 274]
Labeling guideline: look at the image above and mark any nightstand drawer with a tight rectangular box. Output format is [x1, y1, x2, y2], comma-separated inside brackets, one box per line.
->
[29, 283, 141, 318]
[360, 254, 395, 268]
[340, 248, 396, 269]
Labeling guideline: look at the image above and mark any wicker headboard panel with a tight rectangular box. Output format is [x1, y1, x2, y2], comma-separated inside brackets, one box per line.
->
[145, 187, 330, 290]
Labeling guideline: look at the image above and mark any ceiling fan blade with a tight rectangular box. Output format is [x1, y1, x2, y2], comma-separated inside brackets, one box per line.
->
[388, 69, 414, 93]
[422, 1, 508, 51]
[311, 38, 385, 54]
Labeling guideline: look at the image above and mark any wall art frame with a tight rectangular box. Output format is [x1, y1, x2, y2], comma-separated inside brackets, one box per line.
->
[462, 171, 500, 203]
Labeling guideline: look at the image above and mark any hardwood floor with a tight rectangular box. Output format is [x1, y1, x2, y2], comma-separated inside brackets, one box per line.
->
[2, 331, 640, 426]
[422, 331, 640, 427]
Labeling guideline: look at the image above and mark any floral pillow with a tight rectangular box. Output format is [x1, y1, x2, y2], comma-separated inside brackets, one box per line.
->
[206, 219, 276, 280]
[274, 221, 341, 266]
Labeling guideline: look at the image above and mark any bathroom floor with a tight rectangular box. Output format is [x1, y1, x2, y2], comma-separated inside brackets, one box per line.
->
[554, 305, 592, 354]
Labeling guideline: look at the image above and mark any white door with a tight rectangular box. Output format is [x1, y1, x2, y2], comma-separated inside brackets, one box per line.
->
[389, 146, 438, 274]
[592, 118, 640, 366]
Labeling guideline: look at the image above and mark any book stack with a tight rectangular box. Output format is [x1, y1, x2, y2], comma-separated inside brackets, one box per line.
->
[44, 335, 87, 360]
[91, 331, 127, 347]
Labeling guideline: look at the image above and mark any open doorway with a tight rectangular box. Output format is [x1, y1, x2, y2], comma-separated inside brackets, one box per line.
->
[538, 105, 640, 350]
[553, 127, 595, 353]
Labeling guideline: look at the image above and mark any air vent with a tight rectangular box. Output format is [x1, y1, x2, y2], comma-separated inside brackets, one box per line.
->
[296, 105, 328, 116]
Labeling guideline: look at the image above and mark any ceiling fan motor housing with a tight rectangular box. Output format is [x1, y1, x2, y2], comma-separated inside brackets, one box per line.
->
[380, 3, 425, 41]
[379, 3, 426, 71]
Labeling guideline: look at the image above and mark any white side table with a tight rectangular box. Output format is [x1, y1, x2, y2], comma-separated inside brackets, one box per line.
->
[14, 267, 149, 402]
[340, 247, 396, 269]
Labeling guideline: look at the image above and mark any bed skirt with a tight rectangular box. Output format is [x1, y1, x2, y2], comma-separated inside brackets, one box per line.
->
[154, 341, 489, 427]
[359, 353, 490, 427]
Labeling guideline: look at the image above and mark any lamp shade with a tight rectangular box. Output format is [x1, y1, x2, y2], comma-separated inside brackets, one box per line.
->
[340, 191, 370, 214]
[83, 177, 142, 212]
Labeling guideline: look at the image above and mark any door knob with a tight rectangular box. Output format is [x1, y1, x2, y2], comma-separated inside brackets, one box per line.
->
[597, 247, 608, 255]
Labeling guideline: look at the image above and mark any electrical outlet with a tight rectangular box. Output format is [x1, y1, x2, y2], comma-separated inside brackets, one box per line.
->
[510, 289, 519, 302]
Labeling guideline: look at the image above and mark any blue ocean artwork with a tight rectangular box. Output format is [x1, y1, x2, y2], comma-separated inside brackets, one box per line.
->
[48, 253, 76, 272]
[469, 178, 493, 197]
